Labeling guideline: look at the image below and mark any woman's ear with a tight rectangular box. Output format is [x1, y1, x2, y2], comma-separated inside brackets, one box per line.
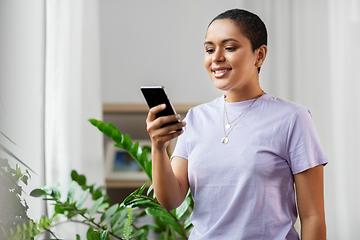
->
[256, 45, 268, 67]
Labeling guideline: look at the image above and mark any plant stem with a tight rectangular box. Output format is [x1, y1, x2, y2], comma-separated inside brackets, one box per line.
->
[53, 199, 123, 240]
[43, 227, 59, 240]
[69, 219, 123, 240]
[168, 211, 188, 239]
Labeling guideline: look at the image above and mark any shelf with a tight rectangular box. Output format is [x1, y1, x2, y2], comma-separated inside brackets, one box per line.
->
[106, 180, 150, 188]
[103, 103, 197, 113]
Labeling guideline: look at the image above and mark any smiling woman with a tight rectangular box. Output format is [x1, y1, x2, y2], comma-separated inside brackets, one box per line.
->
[146, 8, 328, 240]
[204, 18, 267, 102]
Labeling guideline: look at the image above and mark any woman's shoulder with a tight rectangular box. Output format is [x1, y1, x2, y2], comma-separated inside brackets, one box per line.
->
[261, 94, 307, 113]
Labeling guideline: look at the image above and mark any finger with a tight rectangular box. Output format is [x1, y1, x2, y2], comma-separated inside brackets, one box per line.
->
[147, 114, 180, 135]
[152, 114, 181, 129]
[162, 121, 186, 134]
[153, 129, 185, 145]
[150, 121, 185, 141]
[155, 121, 186, 139]
[146, 104, 166, 122]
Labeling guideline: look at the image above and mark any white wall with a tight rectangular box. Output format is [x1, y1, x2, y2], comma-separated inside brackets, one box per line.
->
[0, 0, 46, 220]
[99, 0, 305, 104]
[100, 0, 251, 104]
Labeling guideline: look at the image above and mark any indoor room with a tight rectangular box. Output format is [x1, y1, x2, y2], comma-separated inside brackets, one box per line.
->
[1, 0, 359, 239]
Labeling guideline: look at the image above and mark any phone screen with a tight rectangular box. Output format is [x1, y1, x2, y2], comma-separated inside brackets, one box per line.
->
[141, 86, 181, 130]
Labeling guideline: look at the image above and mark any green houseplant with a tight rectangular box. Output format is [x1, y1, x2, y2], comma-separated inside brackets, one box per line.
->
[28, 119, 193, 240]
[0, 131, 56, 240]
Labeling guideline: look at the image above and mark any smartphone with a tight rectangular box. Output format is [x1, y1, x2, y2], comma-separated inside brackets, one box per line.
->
[141, 86, 182, 130]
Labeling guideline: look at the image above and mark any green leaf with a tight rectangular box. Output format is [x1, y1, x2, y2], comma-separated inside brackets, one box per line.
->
[144, 160, 152, 180]
[87, 230, 110, 240]
[160, 216, 183, 237]
[51, 183, 62, 199]
[147, 184, 154, 196]
[26, 169, 31, 179]
[108, 122, 117, 129]
[88, 119, 98, 126]
[76, 188, 90, 209]
[131, 141, 140, 158]
[184, 214, 192, 229]
[30, 189, 47, 197]
[110, 208, 128, 229]
[88, 196, 104, 217]
[104, 124, 115, 137]
[160, 232, 167, 240]
[111, 129, 123, 143]
[122, 188, 140, 205]
[21, 175, 29, 185]
[87, 227, 94, 240]
[137, 149, 148, 168]
[67, 181, 77, 204]
[54, 204, 65, 214]
[77, 174, 86, 186]
[99, 230, 110, 240]
[138, 182, 148, 195]
[76, 234, 81, 240]
[145, 207, 172, 221]
[71, 170, 79, 181]
[93, 189, 103, 200]
[132, 226, 149, 240]
[126, 199, 159, 208]
[97, 202, 110, 211]
[113, 226, 125, 236]
[97, 121, 106, 132]
[122, 134, 132, 150]
[175, 196, 191, 219]
[100, 203, 119, 224]
[169, 225, 177, 240]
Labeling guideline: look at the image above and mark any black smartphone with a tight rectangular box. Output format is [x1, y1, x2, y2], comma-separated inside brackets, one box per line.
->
[141, 86, 181, 130]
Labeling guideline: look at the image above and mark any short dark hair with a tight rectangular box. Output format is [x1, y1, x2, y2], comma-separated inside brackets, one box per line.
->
[208, 9, 268, 72]
[208, 9, 267, 51]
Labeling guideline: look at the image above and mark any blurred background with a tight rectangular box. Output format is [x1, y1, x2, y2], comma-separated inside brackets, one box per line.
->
[0, 0, 359, 239]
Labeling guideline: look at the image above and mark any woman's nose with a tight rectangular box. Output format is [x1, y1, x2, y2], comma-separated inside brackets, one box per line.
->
[212, 50, 225, 62]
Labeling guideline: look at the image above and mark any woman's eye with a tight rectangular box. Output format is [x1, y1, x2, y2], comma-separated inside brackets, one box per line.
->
[206, 49, 214, 54]
[225, 47, 236, 51]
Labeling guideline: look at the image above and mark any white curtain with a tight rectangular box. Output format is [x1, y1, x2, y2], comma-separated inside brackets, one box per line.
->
[44, 0, 104, 238]
[0, 0, 104, 239]
[0, 0, 47, 225]
[252, 1, 360, 238]
[250, 1, 360, 238]
[326, 0, 360, 238]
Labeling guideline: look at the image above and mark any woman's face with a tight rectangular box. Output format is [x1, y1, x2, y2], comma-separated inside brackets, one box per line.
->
[204, 19, 260, 97]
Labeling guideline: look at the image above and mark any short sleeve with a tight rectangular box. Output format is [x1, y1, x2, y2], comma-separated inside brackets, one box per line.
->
[170, 109, 191, 161]
[286, 106, 328, 174]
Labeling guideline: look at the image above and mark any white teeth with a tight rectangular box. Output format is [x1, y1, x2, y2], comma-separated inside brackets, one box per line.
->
[215, 69, 229, 73]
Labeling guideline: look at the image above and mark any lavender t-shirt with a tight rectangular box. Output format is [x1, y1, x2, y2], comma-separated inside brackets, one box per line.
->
[172, 94, 328, 240]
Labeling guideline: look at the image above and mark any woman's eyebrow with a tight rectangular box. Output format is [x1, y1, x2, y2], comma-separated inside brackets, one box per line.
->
[222, 38, 239, 43]
[204, 38, 239, 46]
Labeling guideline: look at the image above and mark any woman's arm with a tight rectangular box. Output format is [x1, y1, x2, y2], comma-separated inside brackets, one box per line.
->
[146, 104, 189, 211]
[294, 165, 326, 240]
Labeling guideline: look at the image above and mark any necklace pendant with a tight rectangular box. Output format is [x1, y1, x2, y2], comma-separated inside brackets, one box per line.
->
[221, 137, 229, 144]
[225, 124, 231, 129]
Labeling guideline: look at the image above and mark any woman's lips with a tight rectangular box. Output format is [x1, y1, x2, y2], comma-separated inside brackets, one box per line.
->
[213, 68, 231, 78]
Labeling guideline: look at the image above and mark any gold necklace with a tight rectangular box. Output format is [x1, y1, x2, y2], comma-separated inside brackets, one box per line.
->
[221, 90, 264, 144]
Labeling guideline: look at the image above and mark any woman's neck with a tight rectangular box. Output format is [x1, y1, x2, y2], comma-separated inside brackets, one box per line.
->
[225, 87, 264, 103]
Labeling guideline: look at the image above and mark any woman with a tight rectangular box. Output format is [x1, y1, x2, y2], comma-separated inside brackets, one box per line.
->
[146, 9, 327, 240]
